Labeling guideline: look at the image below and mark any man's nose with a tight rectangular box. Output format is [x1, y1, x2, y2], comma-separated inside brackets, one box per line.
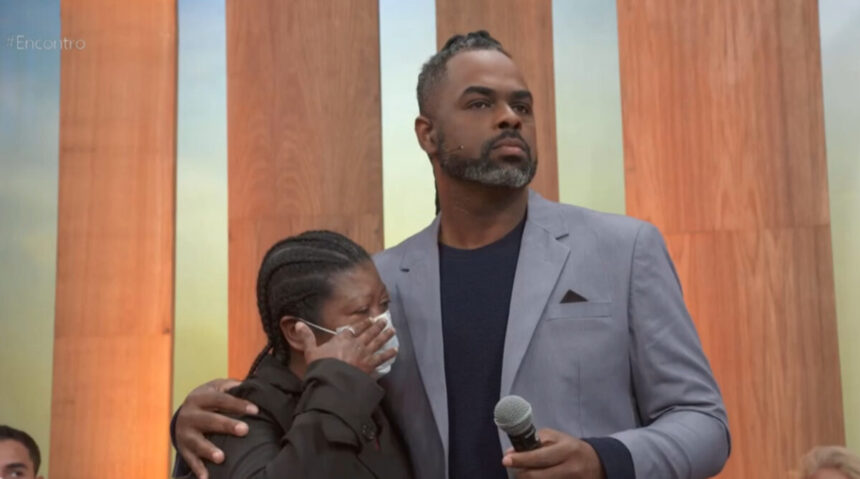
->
[495, 103, 522, 130]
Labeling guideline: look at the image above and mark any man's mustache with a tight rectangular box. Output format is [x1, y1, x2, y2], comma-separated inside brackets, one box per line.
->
[482, 131, 531, 157]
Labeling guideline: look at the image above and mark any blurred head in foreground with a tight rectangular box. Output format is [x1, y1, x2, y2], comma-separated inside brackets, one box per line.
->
[801, 446, 860, 479]
[0, 425, 42, 479]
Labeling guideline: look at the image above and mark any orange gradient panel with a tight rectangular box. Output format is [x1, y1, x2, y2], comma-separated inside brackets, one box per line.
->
[226, 0, 384, 377]
[51, 0, 176, 476]
[618, 0, 843, 477]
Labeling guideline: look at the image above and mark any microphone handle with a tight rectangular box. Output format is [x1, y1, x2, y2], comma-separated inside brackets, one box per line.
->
[509, 424, 542, 452]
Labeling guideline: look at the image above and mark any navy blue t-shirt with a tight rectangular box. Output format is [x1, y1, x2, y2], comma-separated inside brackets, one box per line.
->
[439, 218, 525, 479]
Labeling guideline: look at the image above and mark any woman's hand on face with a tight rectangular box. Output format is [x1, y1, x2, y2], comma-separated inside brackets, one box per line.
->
[296, 317, 397, 375]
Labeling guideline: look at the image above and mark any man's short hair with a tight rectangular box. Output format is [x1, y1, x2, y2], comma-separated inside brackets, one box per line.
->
[0, 425, 41, 473]
[416, 30, 510, 115]
[801, 445, 860, 479]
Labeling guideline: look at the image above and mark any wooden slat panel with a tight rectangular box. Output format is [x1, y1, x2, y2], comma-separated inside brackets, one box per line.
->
[435, 0, 558, 201]
[618, 0, 843, 477]
[619, 0, 830, 234]
[52, 0, 176, 476]
[227, 0, 383, 377]
[50, 337, 172, 474]
[666, 228, 842, 476]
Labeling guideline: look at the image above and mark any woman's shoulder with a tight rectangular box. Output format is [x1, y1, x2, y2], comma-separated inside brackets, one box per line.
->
[228, 375, 290, 402]
[202, 372, 300, 474]
[229, 373, 301, 431]
[204, 379, 296, 479]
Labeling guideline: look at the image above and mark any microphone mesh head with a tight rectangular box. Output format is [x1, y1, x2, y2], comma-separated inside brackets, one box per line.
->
[494, 395, 533, 436]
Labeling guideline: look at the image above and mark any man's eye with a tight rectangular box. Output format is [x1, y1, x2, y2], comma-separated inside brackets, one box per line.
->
[469, 100, 491, 109]
[513, 103, 532, 114]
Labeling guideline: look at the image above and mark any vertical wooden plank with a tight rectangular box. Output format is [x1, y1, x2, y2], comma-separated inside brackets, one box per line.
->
[617, 0, 843, 476]
[226, 0, 383, 377]
[435, 0, 558, 201]
[51, 0, 176, 476]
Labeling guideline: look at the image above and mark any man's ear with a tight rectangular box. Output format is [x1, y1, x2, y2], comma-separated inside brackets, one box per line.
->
[415, 115, 438, 157]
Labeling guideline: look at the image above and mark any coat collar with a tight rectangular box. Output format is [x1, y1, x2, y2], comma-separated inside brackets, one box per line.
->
[251, 354, 304, 394]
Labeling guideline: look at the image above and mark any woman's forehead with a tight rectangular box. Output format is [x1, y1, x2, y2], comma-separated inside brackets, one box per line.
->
[327, 262, 384, 300]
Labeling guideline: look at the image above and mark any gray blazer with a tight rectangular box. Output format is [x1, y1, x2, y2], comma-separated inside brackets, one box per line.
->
[375, 190, 730, 479]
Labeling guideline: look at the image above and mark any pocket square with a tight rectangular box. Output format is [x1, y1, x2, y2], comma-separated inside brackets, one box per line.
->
[560, 289, 588, 304]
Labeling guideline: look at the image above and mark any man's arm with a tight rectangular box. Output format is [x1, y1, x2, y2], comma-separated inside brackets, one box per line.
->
[173, 317, 394, 478]
[203, 359, 386, 479]
[612, 223, 731, 478]
[172, 379, 259, 478]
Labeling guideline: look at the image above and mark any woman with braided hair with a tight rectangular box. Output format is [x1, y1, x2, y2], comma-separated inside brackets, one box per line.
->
[199, 230, 413, 479]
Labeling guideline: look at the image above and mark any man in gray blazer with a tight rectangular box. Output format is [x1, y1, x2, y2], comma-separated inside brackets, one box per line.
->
[173, 31, 729, 479]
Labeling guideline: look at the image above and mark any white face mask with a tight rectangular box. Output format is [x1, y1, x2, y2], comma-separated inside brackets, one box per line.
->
[300, 310, 399, 379]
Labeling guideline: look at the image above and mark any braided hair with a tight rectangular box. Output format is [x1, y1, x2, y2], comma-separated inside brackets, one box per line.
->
[416, 30, 509, 117]
[248, 230, 371, 377]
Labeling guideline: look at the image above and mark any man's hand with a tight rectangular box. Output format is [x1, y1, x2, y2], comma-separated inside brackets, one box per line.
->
[175, 379, 259, 479]
[502, 428, 605, 479]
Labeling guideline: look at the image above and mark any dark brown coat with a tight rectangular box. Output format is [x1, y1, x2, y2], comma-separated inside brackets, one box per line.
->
[203, 356, 413, 479]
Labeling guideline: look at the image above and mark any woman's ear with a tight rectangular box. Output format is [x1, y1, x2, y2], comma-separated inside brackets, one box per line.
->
[280, 316, 317, 352]
[415, 115, 438, 157]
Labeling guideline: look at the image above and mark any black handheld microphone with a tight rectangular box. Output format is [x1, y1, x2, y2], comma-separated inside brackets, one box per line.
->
[494, 395, 542, 452]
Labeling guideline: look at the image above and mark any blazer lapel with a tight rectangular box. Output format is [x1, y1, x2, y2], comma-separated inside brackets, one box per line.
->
[500, 191, 571, 397]
[397, 218, 450, 460]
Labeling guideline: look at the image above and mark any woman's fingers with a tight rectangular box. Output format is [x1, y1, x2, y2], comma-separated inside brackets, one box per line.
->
[351, 317, 379, 341]
[365, 325, 395, 353]
[294, 322, 319, 350]
[371, 346, 398, 367]
[357, 317, 387, 346]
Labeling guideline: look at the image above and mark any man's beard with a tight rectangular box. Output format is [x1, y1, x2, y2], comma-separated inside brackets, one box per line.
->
[437, 131, 537, 188]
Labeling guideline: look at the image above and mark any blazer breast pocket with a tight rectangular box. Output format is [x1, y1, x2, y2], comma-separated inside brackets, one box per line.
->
[545, 300, 613, 320]
[540, 299, 625, 403]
